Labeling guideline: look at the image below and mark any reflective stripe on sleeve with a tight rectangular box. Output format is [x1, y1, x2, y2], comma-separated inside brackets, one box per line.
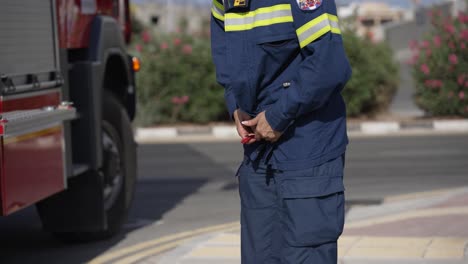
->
[296, 13, 341, 48]
[225, 4, 293, 31]
[212, 0, 225, 21]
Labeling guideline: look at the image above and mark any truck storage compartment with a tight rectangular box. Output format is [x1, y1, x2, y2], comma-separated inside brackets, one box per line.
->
[0, 0, 61, 95]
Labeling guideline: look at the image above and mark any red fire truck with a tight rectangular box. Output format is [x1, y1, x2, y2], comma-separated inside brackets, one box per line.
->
[0, 0, 138, 241]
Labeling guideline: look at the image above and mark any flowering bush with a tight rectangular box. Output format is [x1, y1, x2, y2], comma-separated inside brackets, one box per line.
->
[409, 10, 468, 116]
[131, 29, 226, 125]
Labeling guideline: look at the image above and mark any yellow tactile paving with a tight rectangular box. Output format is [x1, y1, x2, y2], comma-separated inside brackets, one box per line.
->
[429, 237, 468, 249]
[338, 236, 361, 246]
[338, 246, 352, 258]
[345, 247, 425, 258]
[345, 206, 468, 229]
[206, 233, 241, 245]
[424, 248, 465, 259]
[384, 187, 466, 202]
[354, 237, 432, 249]
[186, 246, 240, 258]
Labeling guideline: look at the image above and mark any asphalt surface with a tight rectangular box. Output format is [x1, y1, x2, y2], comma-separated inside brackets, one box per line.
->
[0, 133, 467, 264]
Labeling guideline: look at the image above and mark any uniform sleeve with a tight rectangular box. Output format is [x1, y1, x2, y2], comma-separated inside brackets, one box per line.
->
[210, 0, 238, 118]
[265, 1, 352, 132]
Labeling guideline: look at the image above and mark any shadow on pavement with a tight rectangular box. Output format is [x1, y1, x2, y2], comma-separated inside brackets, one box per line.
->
[0, 143, 225, 264]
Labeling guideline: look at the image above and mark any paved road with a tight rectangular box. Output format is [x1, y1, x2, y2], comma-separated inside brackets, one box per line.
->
[0, 134, 467, 263]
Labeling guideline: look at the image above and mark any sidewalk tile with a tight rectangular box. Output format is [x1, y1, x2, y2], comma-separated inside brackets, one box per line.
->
[338, 246, 353, 258]
[338, 236, 361, 246]
[345, 247, 425, 258]
[354, 237, 431, 249]
[424, 248, 465, 259]
[185, 246, 240, 259]
[429, 237, 468, 249]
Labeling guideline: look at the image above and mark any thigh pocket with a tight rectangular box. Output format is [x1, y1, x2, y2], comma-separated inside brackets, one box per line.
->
[280, 176, 345, 247]
[238, 164, 277, 209]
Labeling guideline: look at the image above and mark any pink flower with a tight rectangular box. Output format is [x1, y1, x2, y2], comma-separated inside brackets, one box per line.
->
[160, 42, 169, 50]
[406, 53, 419, 65]
[142, 31, 151, 43]
[171, 96, 190, 105]
[459, 91, 465, 100]
[465, 81, 468, 88]
[449, 54, 458, 64]
[444, 23, 455, 34]
[182, 44, 193, 55]
[461, 30, 468, 41]
[420, 64, 430, 75]
[458, 12, 468, 24]
[461, 42, 466, 49]
[433, 35, 441, 47]
[173, 38, 182, 46]
[458, 74, 465, 86]
[424, 79, 443, 89]
[135, 44, 142, 52]
[180, 95, 190, 104]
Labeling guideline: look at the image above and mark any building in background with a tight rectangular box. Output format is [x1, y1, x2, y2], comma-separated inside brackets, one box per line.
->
[131, 0, 211, 33]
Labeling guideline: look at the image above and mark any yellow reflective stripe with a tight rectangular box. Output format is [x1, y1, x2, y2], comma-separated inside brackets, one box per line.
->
[213, 0, 224, 11]
[297, 13, 341, 48]
[226, 16, 293, 31]
[212, 0, 225, 21]
[212, 8, 225, 21]
[331, 27, 341, 34]
[224, 4, 293, 31]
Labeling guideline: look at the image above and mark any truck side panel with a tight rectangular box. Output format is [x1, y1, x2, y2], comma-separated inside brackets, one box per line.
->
[0, 91, 66, 216]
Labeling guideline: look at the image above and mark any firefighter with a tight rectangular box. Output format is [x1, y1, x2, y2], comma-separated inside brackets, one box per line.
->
[211, 0, 351, 263]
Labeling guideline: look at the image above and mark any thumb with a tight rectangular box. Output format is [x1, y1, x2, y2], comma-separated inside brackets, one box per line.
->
[241, 116, 258, 127]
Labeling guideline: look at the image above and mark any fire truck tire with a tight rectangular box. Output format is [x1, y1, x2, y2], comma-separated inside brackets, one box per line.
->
[38, 92, 136, 242]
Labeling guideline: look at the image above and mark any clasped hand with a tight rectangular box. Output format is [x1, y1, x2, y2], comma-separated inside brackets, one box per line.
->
[233, 109, 282, 144]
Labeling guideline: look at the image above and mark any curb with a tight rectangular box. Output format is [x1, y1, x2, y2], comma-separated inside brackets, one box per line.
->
[135, 119, 468, 142]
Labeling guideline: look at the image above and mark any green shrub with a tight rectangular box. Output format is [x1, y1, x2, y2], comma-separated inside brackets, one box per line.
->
[342, 30, 399, 116]
[410, 10, 468, 117]
[131, 30, 225, 126]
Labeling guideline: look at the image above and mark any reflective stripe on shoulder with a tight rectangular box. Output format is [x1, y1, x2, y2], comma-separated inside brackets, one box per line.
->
[296, 13, 341, 48]
[225, 4, 293, 31]
[212, 0, 225, 21]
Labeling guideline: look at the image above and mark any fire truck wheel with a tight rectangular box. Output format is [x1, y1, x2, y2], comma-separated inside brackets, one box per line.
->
[79, 92, 135, 240]
[40, 92, 136, 242]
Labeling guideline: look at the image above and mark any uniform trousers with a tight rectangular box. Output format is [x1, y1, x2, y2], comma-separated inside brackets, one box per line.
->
[238, 154, 346, 264]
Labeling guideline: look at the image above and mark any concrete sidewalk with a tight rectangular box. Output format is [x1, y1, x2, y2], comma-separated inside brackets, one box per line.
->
[135, 119, 468, 144]
[149, 187, 468, 264]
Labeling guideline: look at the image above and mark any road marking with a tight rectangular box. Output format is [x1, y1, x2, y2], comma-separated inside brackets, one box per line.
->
[346, 206, 468, 229]
[88, 222, 239, 264]
[112, 226, 241, 264]
[111, 239, 190, 264]
[384, 187, 468, 202]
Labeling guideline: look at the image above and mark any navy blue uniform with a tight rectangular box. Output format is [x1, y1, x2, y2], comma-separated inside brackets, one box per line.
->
[211, 0, 351, 262]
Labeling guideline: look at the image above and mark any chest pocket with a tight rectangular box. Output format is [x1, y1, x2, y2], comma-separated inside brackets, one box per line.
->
[253, 34, 300, 91]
